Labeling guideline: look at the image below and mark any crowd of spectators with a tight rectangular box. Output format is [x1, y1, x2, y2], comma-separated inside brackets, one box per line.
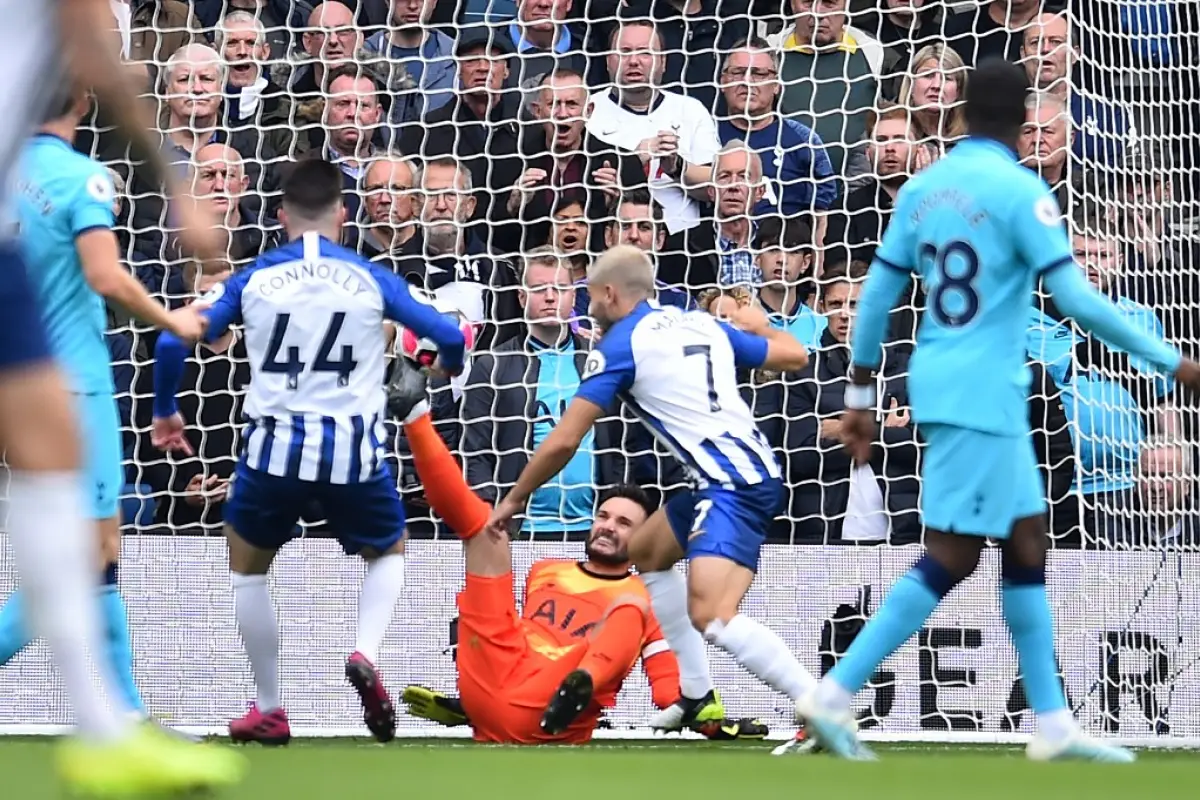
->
[95, 0, 1199, 550]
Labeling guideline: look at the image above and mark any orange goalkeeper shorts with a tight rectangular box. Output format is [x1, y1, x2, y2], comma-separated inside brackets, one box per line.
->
[456, 572, 596, 745]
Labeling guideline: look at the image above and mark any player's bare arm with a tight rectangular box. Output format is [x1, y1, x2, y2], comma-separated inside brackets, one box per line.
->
[728, 303, 809, 373]
[487, 398, 606, 535]
[76, 229, 207, 342]
[58, 0, 221, 263]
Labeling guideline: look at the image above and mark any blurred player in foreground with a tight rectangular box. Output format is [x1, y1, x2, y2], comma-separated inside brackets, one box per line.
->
[384, 364, 764, 742]
[798, 59, 1200, 762]
[487, 246, 813, 735]
[0, 1, 241, 795]
[153, 160, 467, 746]
[0, 83, 208, 723]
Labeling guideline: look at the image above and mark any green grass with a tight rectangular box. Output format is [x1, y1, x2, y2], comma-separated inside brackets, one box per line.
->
[3, 738, 1197, 800]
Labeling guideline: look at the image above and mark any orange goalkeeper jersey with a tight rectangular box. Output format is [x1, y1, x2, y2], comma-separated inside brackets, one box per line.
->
[520, 560, 680, 711]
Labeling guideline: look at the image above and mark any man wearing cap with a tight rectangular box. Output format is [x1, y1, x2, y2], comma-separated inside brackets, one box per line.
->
[399, 26, 525, 250]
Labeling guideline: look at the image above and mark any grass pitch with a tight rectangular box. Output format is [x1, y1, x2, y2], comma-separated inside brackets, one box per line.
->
[1, 738, 1195, 799]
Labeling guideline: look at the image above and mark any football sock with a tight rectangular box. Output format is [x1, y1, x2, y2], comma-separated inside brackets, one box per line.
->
[826, 555, 955, 704]
[704, 615, 816, 701]
[578, 605, 645, 687]
[640, 570, 714, 699]
[0, 589, 32, 664]
[1001, 565, 1072, 739]
[232, 572, 281, 712]
[403, 413, 488, 539]
[354, 553, 405, 664]
[98, 562, 145, 715]
[8, 470, 125, 741]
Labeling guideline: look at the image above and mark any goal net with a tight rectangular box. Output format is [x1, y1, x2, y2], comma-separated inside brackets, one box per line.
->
[0, 0, 1197, 746]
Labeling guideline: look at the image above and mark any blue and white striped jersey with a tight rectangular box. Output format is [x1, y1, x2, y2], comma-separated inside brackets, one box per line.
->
[574, 301, 780, 489]
[197, 232, 465, 484]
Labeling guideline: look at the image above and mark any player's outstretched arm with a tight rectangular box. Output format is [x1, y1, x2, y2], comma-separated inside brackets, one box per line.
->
[488, 398, 606, 534]
[76, 229, 206, 342]
[1042, 263, 1183, 376]
[722, 304, 808, 373]
[375, 268, 467, 376]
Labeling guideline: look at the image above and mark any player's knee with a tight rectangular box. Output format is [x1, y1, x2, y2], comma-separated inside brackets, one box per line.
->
[685, 598, 730, 635]
[1002, 517, 1048, 583]
[911, 553, 971, 599]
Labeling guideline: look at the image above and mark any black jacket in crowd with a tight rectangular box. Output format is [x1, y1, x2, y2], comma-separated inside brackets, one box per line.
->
[459, 333, 628, 506]
[783, 329, 921, 545]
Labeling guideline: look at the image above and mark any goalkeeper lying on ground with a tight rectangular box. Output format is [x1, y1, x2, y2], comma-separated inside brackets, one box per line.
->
[391, 365, 765, 743]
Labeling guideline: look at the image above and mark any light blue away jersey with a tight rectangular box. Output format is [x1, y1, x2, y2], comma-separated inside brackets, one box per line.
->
[16, 134, 116, 394]
[868, 138, 1075, 436]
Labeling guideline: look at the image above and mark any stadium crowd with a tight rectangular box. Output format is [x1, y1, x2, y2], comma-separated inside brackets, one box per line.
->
[90, 0, 1199, 551]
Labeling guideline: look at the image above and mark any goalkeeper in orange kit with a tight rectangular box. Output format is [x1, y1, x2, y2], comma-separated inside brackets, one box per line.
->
[390, 365, 766, 743]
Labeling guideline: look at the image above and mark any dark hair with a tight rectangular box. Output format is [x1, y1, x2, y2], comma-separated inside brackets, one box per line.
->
[820, 260, 869, 299]
[597, 484, 655, 519]
[609, 188, 663, 223]
[726, 35, 774, 53]
[551, 190, 588, 216]
[282, 160, 344, 217]
[324, 64, 382, 96]
[756, 216, 813, 251]
[607, 18, 661, 51]
[965, 58, 1029, 139]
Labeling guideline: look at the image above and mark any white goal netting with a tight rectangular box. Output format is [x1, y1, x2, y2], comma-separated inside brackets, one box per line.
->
[0, 0, 1198, 745]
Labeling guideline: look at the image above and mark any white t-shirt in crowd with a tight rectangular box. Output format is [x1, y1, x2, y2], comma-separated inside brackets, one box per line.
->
[586, 89, 720, 236]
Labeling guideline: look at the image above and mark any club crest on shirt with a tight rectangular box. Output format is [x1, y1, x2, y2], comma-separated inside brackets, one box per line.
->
[86, 173, 113, 204]
[582, 351, 606, 379]
[1034, 196, 1060, 226]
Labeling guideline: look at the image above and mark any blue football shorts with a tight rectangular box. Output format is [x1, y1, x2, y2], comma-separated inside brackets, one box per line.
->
[920, 423, 1047, 539]
[0, 242, 51, 370]
[225, 459, 407, 555]
[74, 392, 123, 520]
[665, 478, 784, 571]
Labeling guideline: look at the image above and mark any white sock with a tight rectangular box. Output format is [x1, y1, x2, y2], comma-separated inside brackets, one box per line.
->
[8, 471, 126, 741]
[641, 570, 714, 699]
[354, 553, 405, 664]
[232, 572, 281, 712]
[705, 615, 817, 701]
[814, 677, 853, 713]
[1037, 708, 1078, 742]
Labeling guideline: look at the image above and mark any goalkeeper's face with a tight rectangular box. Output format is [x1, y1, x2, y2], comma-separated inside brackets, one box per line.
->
[586, 498, 646, 567]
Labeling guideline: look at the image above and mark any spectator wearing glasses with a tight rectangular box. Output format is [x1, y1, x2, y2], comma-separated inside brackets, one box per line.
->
[363, 0, 457, 129]
[401, 27, 524, 247]
[460, 249, 626, 540]
[289, 1, 363, 97]
[717, 38, 836, 219]
[395, 157, 521, 348]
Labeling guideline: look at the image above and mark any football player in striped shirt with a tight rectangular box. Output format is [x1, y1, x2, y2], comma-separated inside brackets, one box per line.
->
[488, 245, 816, 733]
[152, 160, 467, 746]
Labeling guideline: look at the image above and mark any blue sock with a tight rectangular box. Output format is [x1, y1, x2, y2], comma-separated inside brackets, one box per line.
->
[1002, 565, 1068, 715]
[0, 589, 33, 665]
[829, 555, 957, 694]
[98, 564, 145, 716]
